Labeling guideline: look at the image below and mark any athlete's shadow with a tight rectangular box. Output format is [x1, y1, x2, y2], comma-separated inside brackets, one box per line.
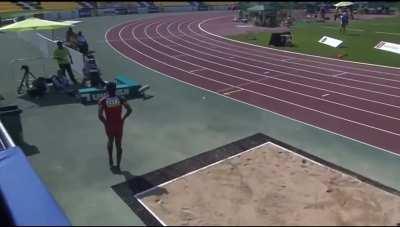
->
[110, 167, 168, 197]
[110, 167, 168, 226]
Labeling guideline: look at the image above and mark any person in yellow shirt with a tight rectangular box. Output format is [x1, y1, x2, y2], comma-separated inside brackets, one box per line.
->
[53, 41, 78, 85]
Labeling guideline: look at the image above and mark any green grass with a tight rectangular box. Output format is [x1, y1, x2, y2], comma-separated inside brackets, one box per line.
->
[228, 16, 400, 68]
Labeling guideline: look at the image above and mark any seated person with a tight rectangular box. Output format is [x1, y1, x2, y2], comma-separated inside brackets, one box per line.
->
[51, 70, 71, 93]
[77, 31, 89, 55]
[82, 55, 105, 88]
[28, 77, 48, 98]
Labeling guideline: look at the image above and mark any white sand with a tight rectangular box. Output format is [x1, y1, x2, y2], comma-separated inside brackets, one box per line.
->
[138, 143, 400, 226]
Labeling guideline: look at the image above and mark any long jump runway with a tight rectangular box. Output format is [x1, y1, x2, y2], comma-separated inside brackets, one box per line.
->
[105, 11, 400, 155]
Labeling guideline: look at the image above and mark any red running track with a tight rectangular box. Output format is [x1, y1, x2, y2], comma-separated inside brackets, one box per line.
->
[105, 11, 400, 155]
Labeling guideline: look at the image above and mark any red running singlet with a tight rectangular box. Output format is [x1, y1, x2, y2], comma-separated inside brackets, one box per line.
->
[99, 95, 125, 138]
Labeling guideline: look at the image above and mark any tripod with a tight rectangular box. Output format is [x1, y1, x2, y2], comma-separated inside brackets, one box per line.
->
[17, 65, 37, 95]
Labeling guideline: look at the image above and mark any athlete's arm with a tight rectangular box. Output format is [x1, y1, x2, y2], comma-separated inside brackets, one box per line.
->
[122, 99, 132, 121]
[98, 102, 106, 124]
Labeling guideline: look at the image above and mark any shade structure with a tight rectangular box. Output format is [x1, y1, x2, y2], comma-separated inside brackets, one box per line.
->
[62, 20, 82, 26]
[334, 2, 354, 7]
[0, 17, 71, 32]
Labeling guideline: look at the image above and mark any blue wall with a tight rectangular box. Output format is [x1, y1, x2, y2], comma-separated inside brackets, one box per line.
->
[0, 147, 70, 226]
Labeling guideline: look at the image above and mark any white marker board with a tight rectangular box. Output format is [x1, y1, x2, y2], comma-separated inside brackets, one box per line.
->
[375, 41, 400, 55]
[318, 36, 343, 48]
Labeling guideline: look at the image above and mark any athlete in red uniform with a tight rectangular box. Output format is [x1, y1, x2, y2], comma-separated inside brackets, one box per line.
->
[98, 82, 132, 170]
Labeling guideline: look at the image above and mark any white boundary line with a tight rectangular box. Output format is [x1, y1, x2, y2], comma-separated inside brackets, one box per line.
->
[104, 16, 400, 165]
[136, 198, 167, 226]
[135, 141, 270, 199]
[273, 142, 400, 195]
[198, 15, 400, 72]
[134, 141, 270, 227]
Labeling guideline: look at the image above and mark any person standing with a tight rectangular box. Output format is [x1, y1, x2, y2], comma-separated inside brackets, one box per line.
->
[320, 6, 326, 20]
[77, 31, 89, 55]
[65, 27, 78, 49]
[334, 7, 339, 21]
[53, 41, 78, 85]
[340, 11, 349, 34]
[98, 82, 132, 170]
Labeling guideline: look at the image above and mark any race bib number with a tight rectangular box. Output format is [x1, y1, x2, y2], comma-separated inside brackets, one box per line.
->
[105, 97, 121, 108]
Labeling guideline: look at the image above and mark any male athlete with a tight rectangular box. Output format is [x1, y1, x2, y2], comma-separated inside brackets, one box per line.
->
[98, 82, 132, 170]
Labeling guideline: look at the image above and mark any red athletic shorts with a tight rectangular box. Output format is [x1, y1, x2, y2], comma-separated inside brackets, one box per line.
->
[105, 121, 123, 139]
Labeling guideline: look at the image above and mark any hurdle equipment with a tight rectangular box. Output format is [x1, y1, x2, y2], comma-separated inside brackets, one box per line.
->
[78, 75, 141, 105]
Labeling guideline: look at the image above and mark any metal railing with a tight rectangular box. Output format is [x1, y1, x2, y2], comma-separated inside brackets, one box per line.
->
[0, 120, 15, 150]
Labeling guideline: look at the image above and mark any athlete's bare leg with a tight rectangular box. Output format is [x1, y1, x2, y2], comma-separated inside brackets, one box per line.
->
[107, 135, 115, 167]
[115, 136, 123, 169]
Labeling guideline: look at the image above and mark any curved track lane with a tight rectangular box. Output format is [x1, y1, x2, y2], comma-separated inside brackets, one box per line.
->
[106, 11, 400, 155]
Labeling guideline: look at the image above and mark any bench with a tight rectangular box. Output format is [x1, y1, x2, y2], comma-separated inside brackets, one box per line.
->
[78, 75, 141, 105]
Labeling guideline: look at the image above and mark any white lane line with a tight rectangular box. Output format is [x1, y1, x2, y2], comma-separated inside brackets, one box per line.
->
[179, 21, 400, 95]
[376, 31, 400, 36]
[197, 15, 400, 76]
[171, 53, 187, 58]
[218, 78, 269, 93]
[175, 20, 400, 108]
[165, 44, 182, 47]
[333, 72, 347, 77]
[164, 20, 400, 111]
[322, 94, 330, 97]
[223, 89, 243, 95]
[217, 87, 236, 93]
[154, 21, 400, 122]
[105, 18, 400, 160]
[185, 20, 400, 87]
[188, 68, 207, 73]
[131, 20, 400, 134]
[157, 21, 400, 122]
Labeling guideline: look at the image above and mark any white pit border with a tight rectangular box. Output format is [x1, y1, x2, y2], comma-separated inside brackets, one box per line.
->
[133, 141, 399, 226]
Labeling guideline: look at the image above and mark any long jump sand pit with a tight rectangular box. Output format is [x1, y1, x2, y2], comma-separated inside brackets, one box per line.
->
[137, 143, 400, 226]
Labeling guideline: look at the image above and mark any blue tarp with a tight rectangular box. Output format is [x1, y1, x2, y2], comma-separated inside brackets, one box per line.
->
[0, 147, 70, 226]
